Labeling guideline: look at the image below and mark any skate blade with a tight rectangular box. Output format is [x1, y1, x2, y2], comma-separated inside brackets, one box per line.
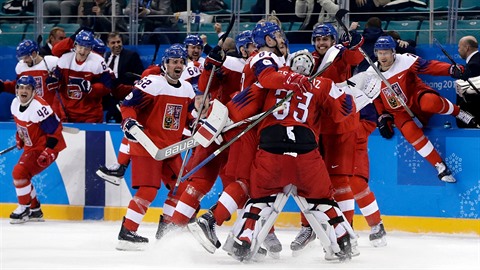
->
[267, 250, 280, 259]
[9, 217, 28, 224]
[95, 170, 122, 186]
[28, 217, 45, 222]
[116, 240, 147, 251]
[187, 222, 217, 254]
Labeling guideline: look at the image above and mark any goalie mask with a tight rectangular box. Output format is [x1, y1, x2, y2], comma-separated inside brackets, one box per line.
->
[290, 50, 315, 76]
[16, 75, 36, 106]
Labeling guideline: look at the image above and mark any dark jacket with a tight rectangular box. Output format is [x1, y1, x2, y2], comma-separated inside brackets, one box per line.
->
[357, 27, 385, 72]
[456, 51, 480, 128]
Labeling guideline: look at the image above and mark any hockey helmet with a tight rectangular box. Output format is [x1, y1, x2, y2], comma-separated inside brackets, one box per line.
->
[75, 30, 95, 48]
[16, 75, 37, 105]
[162, 43, 187, 66]
[16, 39, 39, 60]
[184, 34, 204, 49]
[311, 24, 338, 44]
[374, 35, 396, 56]
[93, 38, 106, 55]
[290, 50, 315, 76]
[252, 21, 282, 48]
[235, 30, 254, 53]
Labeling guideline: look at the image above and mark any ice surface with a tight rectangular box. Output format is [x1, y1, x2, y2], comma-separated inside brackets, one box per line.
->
[1, 219, 479, 270]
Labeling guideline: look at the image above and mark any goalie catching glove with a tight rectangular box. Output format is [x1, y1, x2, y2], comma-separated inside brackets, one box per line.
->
[121, 118, 144, 142]
[336, 71, 382, 112]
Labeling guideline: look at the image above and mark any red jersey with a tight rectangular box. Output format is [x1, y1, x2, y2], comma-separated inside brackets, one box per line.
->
[11, 96, 66, 153]
[258, 69, 355, 138]
[55, 51, 111, 123]
[121, 75, 195, 157]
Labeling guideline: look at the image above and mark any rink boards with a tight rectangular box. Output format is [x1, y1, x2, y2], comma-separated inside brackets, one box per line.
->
[0, 122, 479, 235]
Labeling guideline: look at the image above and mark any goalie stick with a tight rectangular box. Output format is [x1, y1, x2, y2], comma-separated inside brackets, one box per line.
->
[173, 13, 237, 194]
[334, 9, 423, 128]
[433, 38, 480, 94]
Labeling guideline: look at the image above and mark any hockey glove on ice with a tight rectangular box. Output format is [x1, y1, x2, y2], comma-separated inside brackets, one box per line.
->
[377, 113, 395, 139]
[37, 148, 57, 168]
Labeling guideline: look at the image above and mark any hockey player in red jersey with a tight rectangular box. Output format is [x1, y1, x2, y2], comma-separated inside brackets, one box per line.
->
[52, 30, 112, 123]
[229, 50, 358, 261]
[115, 44, 196, 251]
[9, 75, 66, 224]
[290, 23, 366, 254]
[0, 40, 60, 112]
[371, 35, 477, 183]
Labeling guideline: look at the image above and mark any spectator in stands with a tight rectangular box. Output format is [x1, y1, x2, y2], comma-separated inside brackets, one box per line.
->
[294, 0, 339, 29]
[353, 16, 385, 72]
[78, 0, 128, 43]
[104, 32, 144, 123]
[43, 0, 80, 24]
[124, 0, 180, 44]
[39, 27, 66, 56]
[455, 35, 480, 128]
[386, 30, 416, 54]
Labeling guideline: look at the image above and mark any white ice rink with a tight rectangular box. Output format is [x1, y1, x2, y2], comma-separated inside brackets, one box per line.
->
[1, 219, 479, 270]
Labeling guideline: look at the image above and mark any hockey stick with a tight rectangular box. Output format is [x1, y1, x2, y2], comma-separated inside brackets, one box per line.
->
[151, 38, 161, 66]
[62, 126, 80, 134]
[177, 58, 335, 183]
[335, 9, 423, 128]
[433, 38, 480, 94]
[124, 71, 142, 79]
[172, 13, 237, 194]
[0, 145, 16, 156]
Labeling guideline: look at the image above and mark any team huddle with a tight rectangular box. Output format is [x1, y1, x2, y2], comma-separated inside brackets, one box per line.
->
[4, 17, 479, 263]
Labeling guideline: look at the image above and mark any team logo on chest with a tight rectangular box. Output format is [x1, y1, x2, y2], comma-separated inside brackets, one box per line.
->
[163, 103, 182, 130]
[381, 82, 407, 109]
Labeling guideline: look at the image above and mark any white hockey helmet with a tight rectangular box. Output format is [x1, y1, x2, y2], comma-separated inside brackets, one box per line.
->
[290, 50, 315, 76]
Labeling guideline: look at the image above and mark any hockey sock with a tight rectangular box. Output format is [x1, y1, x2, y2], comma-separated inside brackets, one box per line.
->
[30, 186, 40, 209]
[213, 180, 249, 226]
[401, 121, 443, 166]
[419, 93, 460, 116]
[117, 138, 130, 166]
[350, 175, 382, 227]
[238, 206, 261, 244]
[13, 179, 32, 206]
[330, 175, 355, 224]
[171, 179, 211, 226]
[124, 186, 157, 231]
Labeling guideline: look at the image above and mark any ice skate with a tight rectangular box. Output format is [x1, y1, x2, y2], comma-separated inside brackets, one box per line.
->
[369, 222, 387, 247]
[456, 110, 479, 128]
[264, 231, 282, 259]
[116, 218, 148, 251]
[28, 203, 44, 222]
[290, 226, 316, 256]
[96, 163, 127, 186]
[10, 204, 30, 224]
[231, 238, 267, 262]
[187, 210, 221, 254]
[325, 233, 352, 262]
[435, 161, 456, 183]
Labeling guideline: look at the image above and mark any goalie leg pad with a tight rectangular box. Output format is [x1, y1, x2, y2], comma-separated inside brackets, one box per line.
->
[193, 100, 230, 147]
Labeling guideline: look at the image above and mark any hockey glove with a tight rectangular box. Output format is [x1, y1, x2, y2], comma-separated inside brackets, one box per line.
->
[37, 148, 57, 168]
[46, 76, 59, 92]
[449, 64, 470, 80]
[15, 132, 24, 150]
[70, 26, 94, 41]
[283, 72, 312, 94]
[377, 113, 395, 139]
[340, 31, 364, 50]
[204, 45, 225, 71]
[121, 118, 143, 142]
[69, 77, 92, 93]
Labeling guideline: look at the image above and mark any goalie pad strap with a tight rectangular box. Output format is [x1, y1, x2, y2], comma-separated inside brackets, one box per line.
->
[242, 212, 261, 220]
[306, 198, 339, 207]
[328, 215, 345, 226]
[246, 196, 276, 205]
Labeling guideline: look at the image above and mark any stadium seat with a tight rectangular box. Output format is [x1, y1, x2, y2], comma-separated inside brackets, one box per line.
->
[0, 23, 26, 46]
[417, 20, 448, 44]
[433, 0, 449, 11]
[238, 22, 255, 31]
[23, 23, 56, 43]
[290, 22, 303, 31]
[459, 0, 480, 10]
[457, 19, 480, 38]
[385, 20, 421, 42]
